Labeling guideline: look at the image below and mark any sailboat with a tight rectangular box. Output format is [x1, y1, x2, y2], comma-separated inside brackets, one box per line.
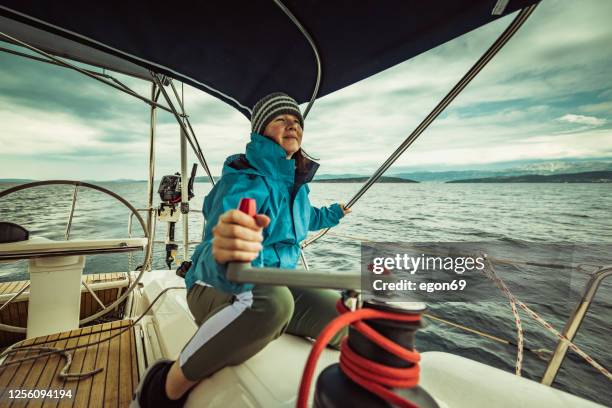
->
[0, 1, 609, 407]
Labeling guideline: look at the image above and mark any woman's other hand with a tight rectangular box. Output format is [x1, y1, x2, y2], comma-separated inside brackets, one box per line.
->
[340, 203, 352, 216]
[212, 209, 270, 264]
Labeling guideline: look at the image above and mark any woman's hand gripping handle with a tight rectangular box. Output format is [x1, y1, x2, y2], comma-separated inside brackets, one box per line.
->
[212, 198, 269, 266]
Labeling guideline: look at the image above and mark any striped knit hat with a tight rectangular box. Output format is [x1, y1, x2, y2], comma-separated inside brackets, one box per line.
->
[251, 92, 304, 135]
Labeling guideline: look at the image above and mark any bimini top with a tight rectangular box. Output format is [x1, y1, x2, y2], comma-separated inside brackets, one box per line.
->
[0, 0, 538, 117]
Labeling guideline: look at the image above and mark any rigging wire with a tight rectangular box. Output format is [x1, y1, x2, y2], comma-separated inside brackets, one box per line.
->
[168, 78, 215, 186]
[152, 73, 215, 186]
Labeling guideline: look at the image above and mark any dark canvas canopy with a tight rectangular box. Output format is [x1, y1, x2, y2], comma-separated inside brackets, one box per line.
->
[0, 1, 538, 117]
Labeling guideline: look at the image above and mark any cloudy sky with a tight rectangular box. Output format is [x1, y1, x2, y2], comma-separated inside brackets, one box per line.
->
[1, 0, 611, 180]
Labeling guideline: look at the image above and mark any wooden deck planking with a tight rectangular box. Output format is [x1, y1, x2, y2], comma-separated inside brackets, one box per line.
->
[58, 326, 94, 408]
[102, 321, 121, 408]
[130, 321, 138, 397]
[0, 302, 13, 345]
[7, 333, 60, 408]
[88, 322, 114, 408]
[118, 319, 134, 407]
[1, 281, 19, 297]
[44, 327, 83, 408]
[0, 281, 16, 296]
[0, 273, 127, 299]
[27, 330, 73, 408]
[70, 325, 102, 408]
[0, 321, 136, 408]
[12, 333, 62, 407]
[0, 336, 44, 401]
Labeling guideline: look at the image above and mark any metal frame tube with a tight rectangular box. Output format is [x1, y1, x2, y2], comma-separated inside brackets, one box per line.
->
[81, 280, 106, 310]
[227, 262, 361, 290]
[144, 82, 157, 271]
[541, 265, 612, 385]
[64, 184, 78, 240]
[302, 5, 539, 249]
[180, 125, 190, 261]
[299, 249, 310, 270]
[0, 283, 30, 314]
[175, 80, 191, 262]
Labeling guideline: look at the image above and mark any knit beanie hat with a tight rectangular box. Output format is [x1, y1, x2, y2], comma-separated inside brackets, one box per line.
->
[251, 92, 304, 135]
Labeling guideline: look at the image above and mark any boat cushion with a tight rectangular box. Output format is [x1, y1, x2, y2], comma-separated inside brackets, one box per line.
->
[0, 222, 29, 243]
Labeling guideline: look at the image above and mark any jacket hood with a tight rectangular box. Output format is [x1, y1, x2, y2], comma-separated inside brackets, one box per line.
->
[222, 133, 320, 188]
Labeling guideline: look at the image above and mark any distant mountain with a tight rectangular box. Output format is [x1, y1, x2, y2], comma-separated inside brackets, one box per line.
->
[0, 179, 35, 183]
[390, 160, 612, 182]
[314, 173, 364, 180]
[83, 178, 145, 183]
[447, 171, 612, 183]
[194, 176, 221, 183]
[390, 170, 499, 182]
[312, 176, 417, 183]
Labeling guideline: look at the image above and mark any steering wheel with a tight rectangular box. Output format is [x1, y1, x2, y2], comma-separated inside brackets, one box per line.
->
[0, 180, 150, 333]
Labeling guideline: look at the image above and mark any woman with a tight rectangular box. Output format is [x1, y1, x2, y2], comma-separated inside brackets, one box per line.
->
[132, 92, 351, 408]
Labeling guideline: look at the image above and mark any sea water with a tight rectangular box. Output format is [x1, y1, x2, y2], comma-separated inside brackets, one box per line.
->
[1, 181, 611, 406]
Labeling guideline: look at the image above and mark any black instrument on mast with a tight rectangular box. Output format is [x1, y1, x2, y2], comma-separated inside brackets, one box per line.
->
[157, 163, 197, 269]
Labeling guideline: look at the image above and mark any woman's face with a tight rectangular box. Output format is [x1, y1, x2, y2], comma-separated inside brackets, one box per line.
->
[262, 114, 303, 157]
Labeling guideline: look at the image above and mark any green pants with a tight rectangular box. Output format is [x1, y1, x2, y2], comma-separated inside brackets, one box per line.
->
[179, 284, 347, 381]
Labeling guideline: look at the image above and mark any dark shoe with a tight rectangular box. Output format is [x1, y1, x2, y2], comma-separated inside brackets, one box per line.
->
[130, 359, 173, 408]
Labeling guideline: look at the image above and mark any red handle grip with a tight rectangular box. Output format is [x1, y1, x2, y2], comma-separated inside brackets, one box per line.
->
[238, 198, 257, 217]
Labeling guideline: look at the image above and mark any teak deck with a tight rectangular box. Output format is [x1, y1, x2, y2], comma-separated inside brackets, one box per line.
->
[0, 319, 138, 407]
[0, 273, 128, 347]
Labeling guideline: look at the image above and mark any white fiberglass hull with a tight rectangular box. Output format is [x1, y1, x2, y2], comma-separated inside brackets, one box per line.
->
[132, 270, 603, 408]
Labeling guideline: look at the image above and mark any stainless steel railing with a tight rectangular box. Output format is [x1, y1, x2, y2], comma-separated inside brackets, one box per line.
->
[541, 265, 612, 385]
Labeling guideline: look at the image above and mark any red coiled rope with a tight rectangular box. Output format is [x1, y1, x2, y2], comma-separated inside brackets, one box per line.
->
[297, 300, 422, 408]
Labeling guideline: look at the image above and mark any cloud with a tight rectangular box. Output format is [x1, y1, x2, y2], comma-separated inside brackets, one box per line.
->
[1, 0, 612, 179]
[557, 114, 607, 127]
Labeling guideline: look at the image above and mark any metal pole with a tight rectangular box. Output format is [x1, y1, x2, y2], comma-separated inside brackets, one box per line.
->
[180, 126, 189, 261]
[302, 4, 539, 249]
[64, 184, 79, 240]
[299, 249, 310, 271]
[81, 280, 106, 310]
[145, 82, 158, 271]
[0, 283, 30, 314]
[541, 265, 612, 385]
[178, 83, 190, 262]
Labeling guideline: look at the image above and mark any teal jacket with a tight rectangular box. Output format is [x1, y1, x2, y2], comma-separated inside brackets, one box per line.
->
[185, 132, 345, 294]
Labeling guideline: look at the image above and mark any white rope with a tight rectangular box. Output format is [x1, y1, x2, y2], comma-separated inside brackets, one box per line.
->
[483, 257, 612, 381]
[482, 257, 524, 375]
